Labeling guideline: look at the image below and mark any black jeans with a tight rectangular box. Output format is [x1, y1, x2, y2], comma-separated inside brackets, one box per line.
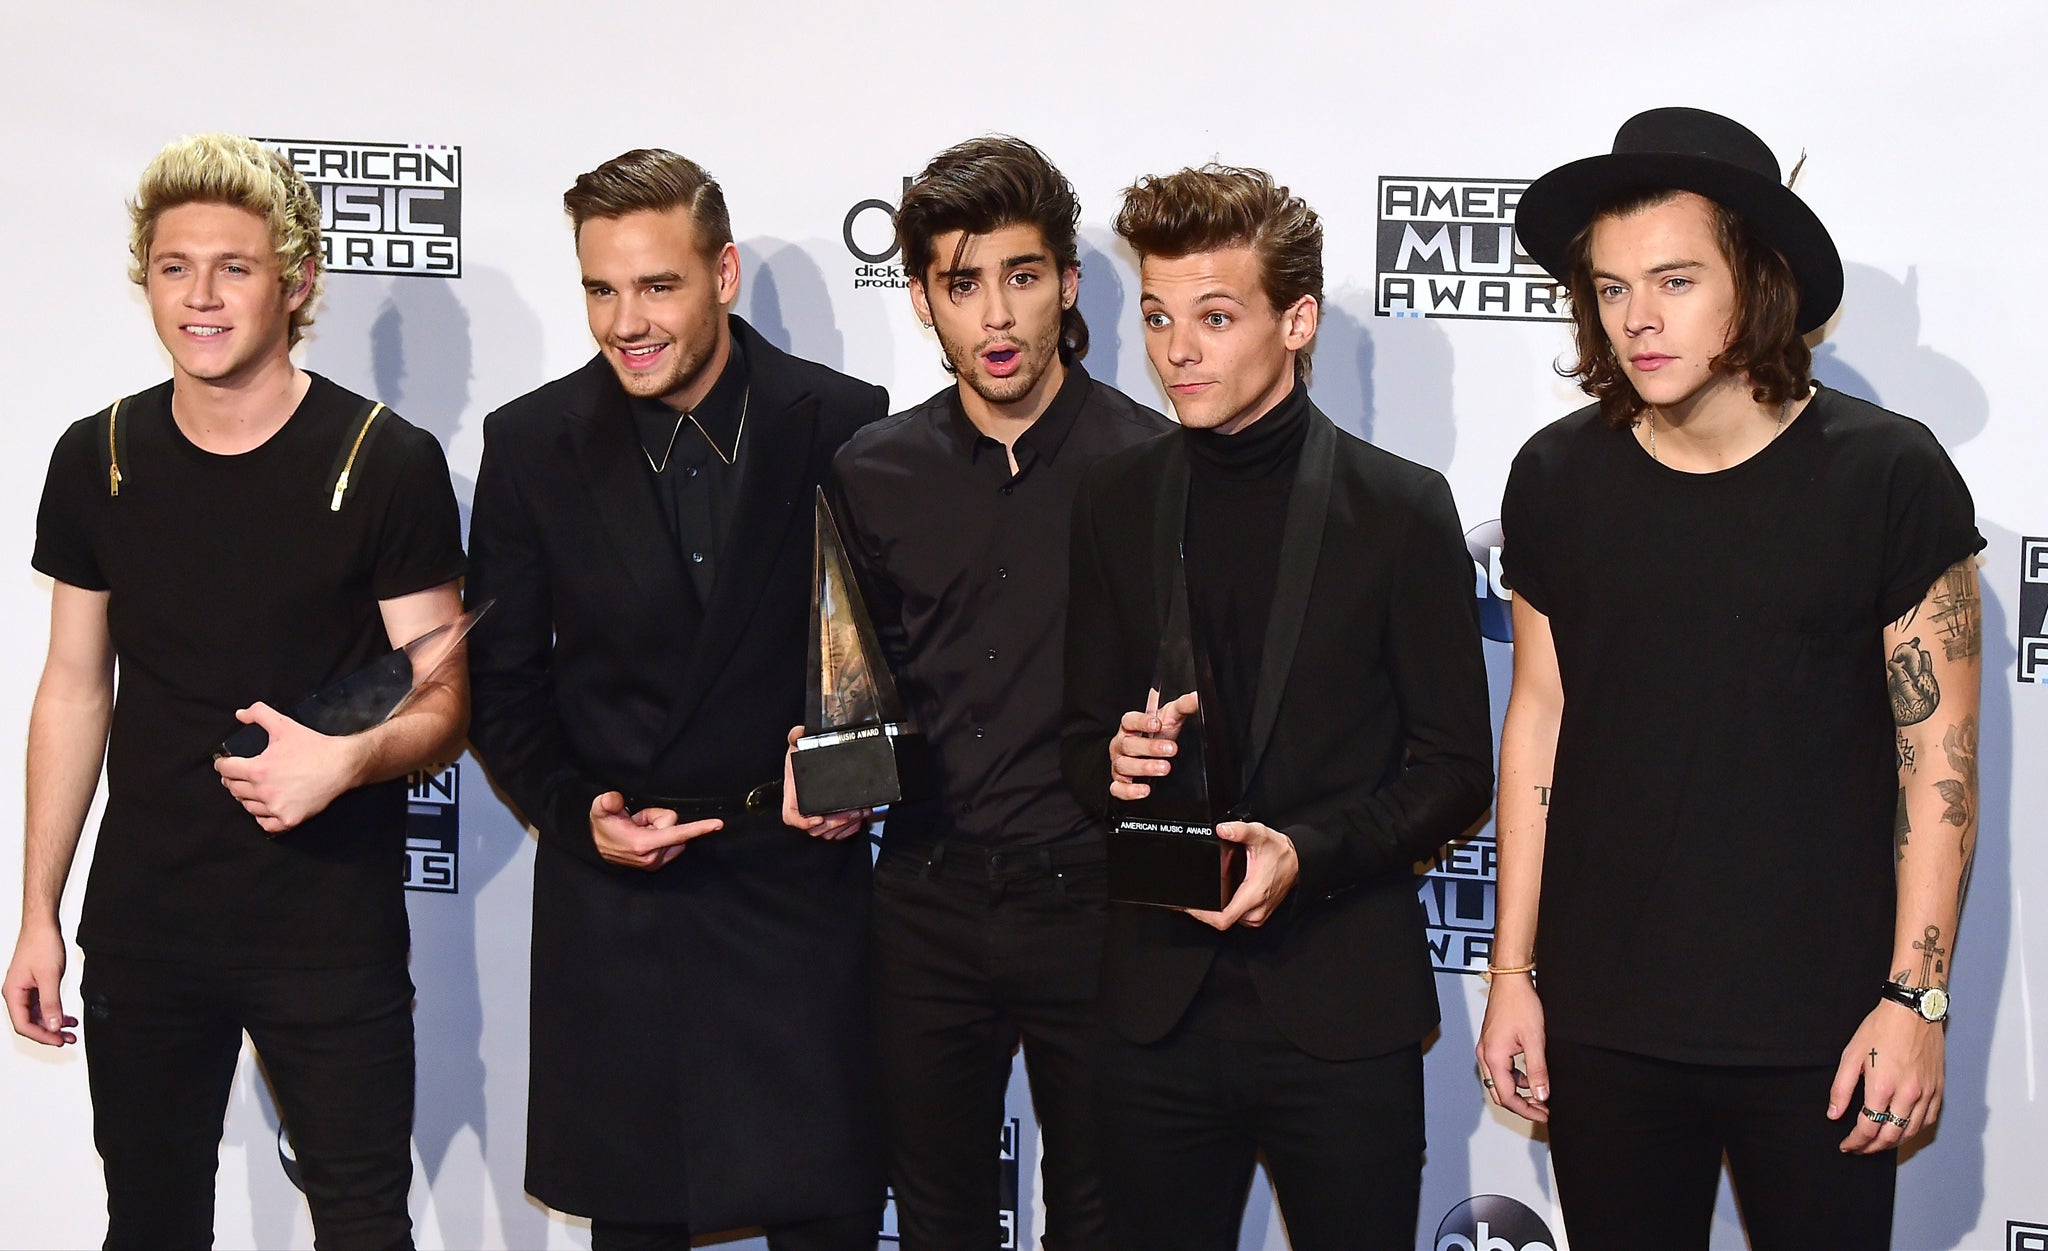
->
[589, 1212, 880, 1251]
[81, 951, 415, 1251]
[870, 840, 1110, 1251]
[1095, 1023, 1425, 1251]
[1545, 1038, 1897, 1251]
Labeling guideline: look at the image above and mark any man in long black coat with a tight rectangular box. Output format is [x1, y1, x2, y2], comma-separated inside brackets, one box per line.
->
[465, 148, 887, 1250]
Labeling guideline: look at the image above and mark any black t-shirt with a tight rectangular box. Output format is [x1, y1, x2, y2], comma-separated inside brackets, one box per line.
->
[1500, 385, 1983, 1064]
[32, 374, 467, 968]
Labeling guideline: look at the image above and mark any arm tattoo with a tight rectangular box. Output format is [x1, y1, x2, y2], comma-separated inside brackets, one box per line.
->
[1896, 730, 1916, 773]
[1929, 564, 1982, 662]
[1894, 787, 1910, 863]
[1913, 925, 1947, 989]
[1887, 637, 1941, 725]
[1891, 969, 1913, 986]
[1936, 716, 1978, 830]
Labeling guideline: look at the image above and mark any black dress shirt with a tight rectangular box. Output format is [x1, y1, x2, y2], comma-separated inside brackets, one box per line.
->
[630, 336, 749, 605]
[831, 359, 1171, 850]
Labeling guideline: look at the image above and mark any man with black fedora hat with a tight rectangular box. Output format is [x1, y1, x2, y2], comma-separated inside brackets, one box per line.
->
[1478, 107, 1983, 1249]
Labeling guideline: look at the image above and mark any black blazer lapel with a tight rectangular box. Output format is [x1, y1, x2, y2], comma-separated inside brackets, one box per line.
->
[1240, 407, 1335, 794]
[1150, 436, 1190, 630]
[563, 357, 696, 617]
[658, 318, 818, 744]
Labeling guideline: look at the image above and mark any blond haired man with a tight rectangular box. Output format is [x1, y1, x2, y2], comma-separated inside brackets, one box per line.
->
[3, 133, 467, 1248]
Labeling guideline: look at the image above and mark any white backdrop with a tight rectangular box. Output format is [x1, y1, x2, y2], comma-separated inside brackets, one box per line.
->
[4, 3, 2045, 1248]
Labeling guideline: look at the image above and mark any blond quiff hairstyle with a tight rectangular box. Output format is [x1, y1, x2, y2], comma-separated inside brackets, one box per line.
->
[128, 134, 324, 345]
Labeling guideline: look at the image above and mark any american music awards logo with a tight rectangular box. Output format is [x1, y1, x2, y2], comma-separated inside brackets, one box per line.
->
[2018, 536, 2048, 683]
[1376, 178, 1565, 322]
[879, 1115, 1021, 1247]
[843, 178, 913, 292]
[1434, 1195, 1557, 1251]
[257, 139, 461, 277]
[403, 764, 460, 894]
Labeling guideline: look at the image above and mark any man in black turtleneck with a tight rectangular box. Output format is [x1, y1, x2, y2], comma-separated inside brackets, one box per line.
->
[1061, 166, 1493, 1251]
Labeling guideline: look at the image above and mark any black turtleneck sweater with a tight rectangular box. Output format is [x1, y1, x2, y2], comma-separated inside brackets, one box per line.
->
[1179, 379, 1310, 1040]
[1184, 380, 1310, 771]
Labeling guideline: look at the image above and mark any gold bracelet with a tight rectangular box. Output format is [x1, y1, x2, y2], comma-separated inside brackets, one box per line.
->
[1482, 961, 1536, 981]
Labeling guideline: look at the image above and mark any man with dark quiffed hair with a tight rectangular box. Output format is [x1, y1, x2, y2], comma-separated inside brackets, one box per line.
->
[787, 135, 1168, 1251]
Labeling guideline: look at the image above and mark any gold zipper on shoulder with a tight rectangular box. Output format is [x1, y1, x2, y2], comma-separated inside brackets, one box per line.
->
[107, 398, 123, 497]
[331, 402, 386, 511]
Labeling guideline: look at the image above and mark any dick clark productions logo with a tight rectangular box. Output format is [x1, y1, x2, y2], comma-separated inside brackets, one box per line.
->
[843, 177, 913, 291]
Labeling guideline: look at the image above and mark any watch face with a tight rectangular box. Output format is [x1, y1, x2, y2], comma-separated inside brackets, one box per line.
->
[1919, 987, 1950, 1021]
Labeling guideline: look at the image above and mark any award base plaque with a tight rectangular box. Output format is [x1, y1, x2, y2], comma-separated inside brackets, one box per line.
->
[790, 723, 931, 816]
[1109, 816, 1245, 911]
[789, 491, 928, 816]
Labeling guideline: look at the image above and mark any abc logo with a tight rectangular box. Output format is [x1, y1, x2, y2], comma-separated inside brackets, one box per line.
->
[1434, 1193, 1556, 1251]
[1465, 519, 1512, 644]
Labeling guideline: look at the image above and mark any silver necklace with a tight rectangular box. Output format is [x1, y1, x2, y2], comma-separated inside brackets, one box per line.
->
[1647, 395, 1790, 463]
[643, 387, 750, 473]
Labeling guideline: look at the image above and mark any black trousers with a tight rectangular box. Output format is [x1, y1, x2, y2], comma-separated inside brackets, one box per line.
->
[81, 951, 415, 1251]
[589, 1212, 880, 1251]
[1545, 1038, 1897, 1251]
[870, 840, 1110, 1251]
[1095, 1022, 1425, 1251]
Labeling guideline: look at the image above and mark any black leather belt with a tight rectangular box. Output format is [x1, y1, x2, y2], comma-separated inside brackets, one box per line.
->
[623, 781, 783, 822]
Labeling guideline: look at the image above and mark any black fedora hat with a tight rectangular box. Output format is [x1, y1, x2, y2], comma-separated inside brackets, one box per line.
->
[1515, 107, 1843, 334]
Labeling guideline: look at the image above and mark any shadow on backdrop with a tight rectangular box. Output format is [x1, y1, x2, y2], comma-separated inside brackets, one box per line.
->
[1076, 237, 1125, 392]
[737, 240, 843, 371]
[1810, 260, 2003, 1251]
[300, 268, 552, 1247]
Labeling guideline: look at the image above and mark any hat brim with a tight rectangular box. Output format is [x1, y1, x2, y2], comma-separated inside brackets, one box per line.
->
[1515, 152, 1843, 334]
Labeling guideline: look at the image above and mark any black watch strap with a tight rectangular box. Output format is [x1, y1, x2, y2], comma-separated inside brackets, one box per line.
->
[1879, 980, 1950, 1023]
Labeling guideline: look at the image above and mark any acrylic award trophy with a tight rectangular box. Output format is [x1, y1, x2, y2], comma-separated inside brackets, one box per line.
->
[1108, 558, 1246, 910]
[789, 490, 927, 815]
[217, 601, 493, 758]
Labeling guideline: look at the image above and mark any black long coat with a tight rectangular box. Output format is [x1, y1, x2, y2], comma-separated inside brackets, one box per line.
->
[1061, 405, 1495, 1061]
[466, 316, 888, 1227]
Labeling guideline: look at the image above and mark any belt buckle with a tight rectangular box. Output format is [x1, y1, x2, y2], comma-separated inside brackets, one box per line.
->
[744, 781, 781, 812]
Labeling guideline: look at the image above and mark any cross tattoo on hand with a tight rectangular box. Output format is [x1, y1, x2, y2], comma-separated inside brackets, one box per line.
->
[1869, 1048, 1878, 1069]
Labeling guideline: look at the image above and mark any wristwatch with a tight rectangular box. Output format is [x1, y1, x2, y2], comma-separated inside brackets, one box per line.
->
[1879, 981, 1950, 1024]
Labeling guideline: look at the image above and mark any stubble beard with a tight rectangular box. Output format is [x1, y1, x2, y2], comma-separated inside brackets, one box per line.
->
[943, 318, 1063, 409]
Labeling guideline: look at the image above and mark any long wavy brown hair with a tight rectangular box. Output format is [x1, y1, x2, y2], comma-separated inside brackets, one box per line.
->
[1561, 188, 1810, 429]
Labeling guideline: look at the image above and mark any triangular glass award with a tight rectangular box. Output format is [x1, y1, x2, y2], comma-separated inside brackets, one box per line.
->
[1108, 553, 1246, 910]
[217, 601, 494, 758]
[789, 490, 927, 815]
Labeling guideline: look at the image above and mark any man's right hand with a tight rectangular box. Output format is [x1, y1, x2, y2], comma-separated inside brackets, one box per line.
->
[4, 922, 77, 1047]
[1109, 691, 1199, 802]
[1476, 974, 1549, 1123]
[780, 725, 870, 840]
[590, 791, 721, 871]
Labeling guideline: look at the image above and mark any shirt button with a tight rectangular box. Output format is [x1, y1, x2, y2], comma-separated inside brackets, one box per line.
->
[985, 649, 997, 662]
[973, 726, 986, 739]
[685, 465, 699, 479]
[996, 566, 1008, 579]
[1000, 485, 1014, 496]
[957, 801, 971, 815]
[690, 551, 705, 564]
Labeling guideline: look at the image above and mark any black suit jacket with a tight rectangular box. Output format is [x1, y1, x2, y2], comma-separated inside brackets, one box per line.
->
[1061, 404, 1493, 1061]
[465, 316, 888, 1226]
